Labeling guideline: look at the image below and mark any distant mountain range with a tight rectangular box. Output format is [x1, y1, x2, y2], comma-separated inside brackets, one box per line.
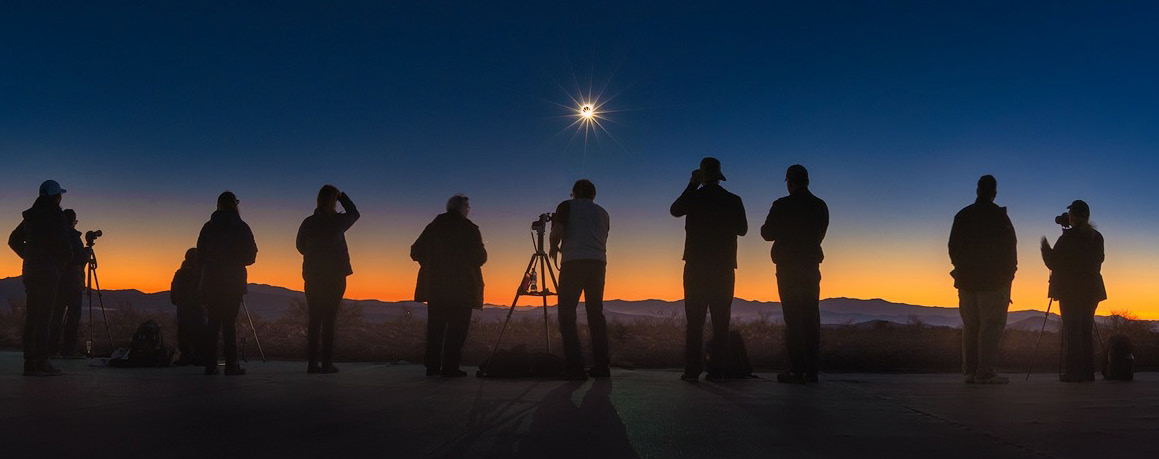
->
[1, 277, 1151, 332]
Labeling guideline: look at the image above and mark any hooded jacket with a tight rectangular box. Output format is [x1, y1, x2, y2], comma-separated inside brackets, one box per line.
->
[296, 193, 360, 279]
[410, 212, 487, 308]
[948, 198, 1018, 291]
[1042, 226, 1106, 302]
[8, 196, 73, 276]
[196, 210, 258, 300]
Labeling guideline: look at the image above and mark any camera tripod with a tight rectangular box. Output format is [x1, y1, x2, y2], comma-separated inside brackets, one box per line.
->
[485, 216, 559, 363]
[84, 245, 115, 358]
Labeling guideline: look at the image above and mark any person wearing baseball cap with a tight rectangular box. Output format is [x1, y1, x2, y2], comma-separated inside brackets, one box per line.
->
[1041, 199, 1106, 382]
[7, 180, 73, 376]
[670, 157, 748, 382]
[761, 164, 829, 384]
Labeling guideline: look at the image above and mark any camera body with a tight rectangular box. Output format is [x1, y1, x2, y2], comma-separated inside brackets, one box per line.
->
[1054, 213, 1071, 228]
[531, 213, 553, 232]
[85, 230, 102, 246]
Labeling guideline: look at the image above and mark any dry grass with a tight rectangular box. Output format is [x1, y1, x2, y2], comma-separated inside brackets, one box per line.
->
[2, 300, 1157, 373]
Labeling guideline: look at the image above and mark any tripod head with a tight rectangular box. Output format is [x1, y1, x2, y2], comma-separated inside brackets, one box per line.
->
[530, 213, 553, 255]
[85, 230, 102, 248]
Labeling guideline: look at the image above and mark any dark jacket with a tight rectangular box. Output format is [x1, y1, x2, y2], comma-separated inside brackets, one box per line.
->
[59, 229, 88, 292]
[670, 183, 748, 268]
[170, 259, 201, 307]
[410, 212, 487, 308]
[196, 210, 258, 300]
[948, 198, 1017, 291]
[8, 197, 73, 276]
[296, 193, 360, 279]
[1042, 227, 1106, 302]
[760, 188, 829, 267]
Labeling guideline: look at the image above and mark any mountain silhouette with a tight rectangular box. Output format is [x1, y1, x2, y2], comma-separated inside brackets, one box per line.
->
[0, 276, 1148, 330]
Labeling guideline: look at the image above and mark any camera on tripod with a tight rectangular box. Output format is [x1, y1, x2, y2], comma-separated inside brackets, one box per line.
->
[85, 230, 103, 247]
[530, 213, 553, 232]
[1054, 214, 1071, 228]
[85, 229, 103, 246]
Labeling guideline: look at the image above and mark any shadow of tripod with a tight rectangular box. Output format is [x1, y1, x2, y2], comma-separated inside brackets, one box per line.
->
[486, 213, 559, 362]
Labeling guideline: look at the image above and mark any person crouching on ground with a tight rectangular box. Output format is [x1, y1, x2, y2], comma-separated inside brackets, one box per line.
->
[197, 191, 258, 376]
[1041, 200, 1106, 382]
[170, 248, 206, 366]
[411, 194, 487, 378]
[948, 175, 1017, 384]
[296, 185, 360, 374]
[549, 179, 612, 380]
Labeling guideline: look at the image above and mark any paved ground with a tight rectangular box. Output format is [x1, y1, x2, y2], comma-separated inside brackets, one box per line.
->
[1, 351, 1157, 459]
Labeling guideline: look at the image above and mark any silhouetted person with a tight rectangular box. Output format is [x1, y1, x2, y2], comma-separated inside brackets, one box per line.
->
[549, 179, 611, 380]
[170, 248, 205, 366]
[671, 157, 747, 382]
[411, 194, 487, 378]
[948, 175, 1017, 384]
[197, 191, 258, 376]
[761, 164, 828, 384]
[1041, 200, 1105, 382]
[296, 185, 360, 374]
[8, 180, 73, 376]
[48, 208, 88, 359]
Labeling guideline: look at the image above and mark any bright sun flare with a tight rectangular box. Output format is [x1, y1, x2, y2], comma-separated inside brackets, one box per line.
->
[579, 104, 595, 119]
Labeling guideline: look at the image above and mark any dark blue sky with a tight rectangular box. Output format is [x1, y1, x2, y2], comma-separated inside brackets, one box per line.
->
[2, 2, 1157, 312]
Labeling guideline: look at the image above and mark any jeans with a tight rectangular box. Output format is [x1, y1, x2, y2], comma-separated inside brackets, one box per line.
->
[1060, 298, 1098, 379]
[426, 303, 473, 372]
[205, 294, 242, 368]
[50, 287, 83, 355]
[778, 265, 821, 375]
[305, 275, 346, 367]
[557, 259, 609, 371]
[684, 263, 734, 376]
[958, 288, 1010, 378]
[23, 270, 61, 365]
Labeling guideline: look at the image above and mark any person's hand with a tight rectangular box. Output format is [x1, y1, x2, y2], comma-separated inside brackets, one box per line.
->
[689, 169, 703, 185]
[549, 246, 560, 264]
[1040, 236, 1050, 251]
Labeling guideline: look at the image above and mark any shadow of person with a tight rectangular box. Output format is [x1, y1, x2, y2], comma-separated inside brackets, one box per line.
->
[502, 380, 639, 459]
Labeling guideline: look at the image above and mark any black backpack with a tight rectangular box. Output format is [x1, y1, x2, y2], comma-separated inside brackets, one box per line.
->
[705, 330, 756, 379]
[1103, 334, 1134, 381]
[109, 320, 172, 368]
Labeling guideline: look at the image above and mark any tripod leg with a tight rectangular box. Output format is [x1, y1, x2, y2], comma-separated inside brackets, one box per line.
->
[483, 255, 538, 371]
[1026, 298, 1053, 380]
[86, 266, 94, 357]
[92, 268, 114, 353]
[241, 300, 266, 362]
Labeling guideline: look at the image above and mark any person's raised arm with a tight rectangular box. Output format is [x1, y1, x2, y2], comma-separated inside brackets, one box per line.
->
[338, 192, 360, 231]
[670, 172, 700, 217]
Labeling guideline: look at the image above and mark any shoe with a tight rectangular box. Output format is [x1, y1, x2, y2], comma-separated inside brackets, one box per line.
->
[442, 369, 468, 378]
[204, 365, 220, 375]
[974, 375, 1010, 385]
[224, 366, 246, 376]
[777, 372, 806, 384]
[705, 373, 725, 383]
[23, 362, 63, 377]
[679, 373, 699, 382]
[320, 365, 339, 374]
[805, 373, 819, 383]
[560, 368, 589, 381]
[588, 367, 611, 378]
[964, 374, 975, 384]
[307, 364, 321, 374]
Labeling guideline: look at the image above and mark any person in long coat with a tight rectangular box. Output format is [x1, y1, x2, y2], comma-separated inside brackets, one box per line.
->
[411, 194, 486, 378]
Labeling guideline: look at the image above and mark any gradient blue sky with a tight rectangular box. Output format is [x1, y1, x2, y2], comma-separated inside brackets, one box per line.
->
[2, 2, 1157, 315]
